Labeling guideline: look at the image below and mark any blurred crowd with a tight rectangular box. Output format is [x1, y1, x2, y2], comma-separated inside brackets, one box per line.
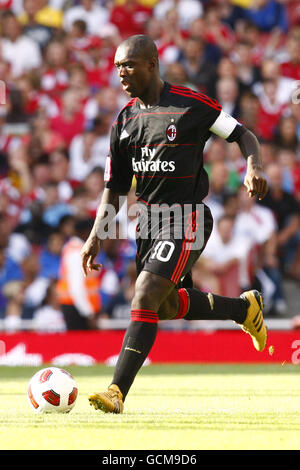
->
[0, 0, 299, 331]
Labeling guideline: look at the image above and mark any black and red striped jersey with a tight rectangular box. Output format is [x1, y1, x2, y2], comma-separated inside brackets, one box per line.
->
[104, 82, 243, 207]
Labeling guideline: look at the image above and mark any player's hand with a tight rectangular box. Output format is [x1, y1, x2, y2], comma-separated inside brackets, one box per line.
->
[244, 166, 268, 200]
[80, 235, 102, 276]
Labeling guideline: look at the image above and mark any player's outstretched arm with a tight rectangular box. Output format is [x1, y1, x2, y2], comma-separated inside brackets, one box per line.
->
[81, 188, 128, 276]
[236, 128, 268, 200]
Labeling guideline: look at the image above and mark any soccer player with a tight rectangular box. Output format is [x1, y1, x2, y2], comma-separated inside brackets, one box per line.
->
[81, 35, 268, 414]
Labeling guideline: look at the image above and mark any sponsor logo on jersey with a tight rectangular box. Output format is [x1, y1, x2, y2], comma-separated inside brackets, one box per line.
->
[166, 123, 177, 142]
[141, 146, 156, 159]
[132, 157, 175, 173]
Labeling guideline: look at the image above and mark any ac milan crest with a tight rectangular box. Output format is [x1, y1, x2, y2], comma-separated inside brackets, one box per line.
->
[166, 123, 177, 142]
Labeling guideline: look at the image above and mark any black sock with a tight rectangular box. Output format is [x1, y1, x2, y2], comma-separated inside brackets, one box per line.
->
[112, 311, 158, 400]
[184, 288, 247, 324]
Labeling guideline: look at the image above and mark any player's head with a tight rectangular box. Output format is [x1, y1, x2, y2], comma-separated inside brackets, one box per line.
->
[114, 34, 159, 98]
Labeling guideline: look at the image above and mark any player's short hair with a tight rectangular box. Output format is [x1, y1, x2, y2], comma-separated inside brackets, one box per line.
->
[120, 35, 159, 63]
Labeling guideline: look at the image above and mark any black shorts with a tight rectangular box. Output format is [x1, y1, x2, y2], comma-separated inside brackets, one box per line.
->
[135, 203, 213, 288]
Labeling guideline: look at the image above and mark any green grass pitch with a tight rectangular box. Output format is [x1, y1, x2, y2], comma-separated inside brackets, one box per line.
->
[1, 363, 300, 450]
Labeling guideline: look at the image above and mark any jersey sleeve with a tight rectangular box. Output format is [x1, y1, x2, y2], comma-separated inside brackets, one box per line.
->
[104, 122, 133, 194]
[209, 109, 246, 142]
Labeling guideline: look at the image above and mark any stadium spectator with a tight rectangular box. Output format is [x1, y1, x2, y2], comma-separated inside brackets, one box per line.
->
[97, 221, 136, 283]
[244, 0, 289, 33]
[18, 181, 72, 245]
[218, 0, 248, 32]
[277, 148, 300, 201]
[40, 39, 69, 99]
[90, 114, 114, 168]
[0, 213, 31, 264]
[68, 127, 102, 183]
[177, 36, 217, 94]
[289, 102, 300, 142]
[50, 88, 85, 146]
[274, 116, 299, 153]
[80, 36, 117, 92]
[153, 0, 203, 31]
[285, 0, 300, 29]
[56, 217, 101, 329]
[230, 40, 260, 92]
[203, 3, 235, 54]
[57, 214, 76, 243]
[0, 10, 42, 78]
[19, 0, 63, 30]
[0, 241, 23, 319]
[239, 20, 283, 66]
[163, 62, 196, 90]
[216, 57, 237, 81]
[110, 0, 152, 39]
[68, 63, 91, 106]
[225, 139, 247, 179]
[144, 16, 163, 44]
[38, 229, 64, 280]
[82, 167, 105, 219]
[260, 163, 300, 274]
[235, 185, 286, 314]
[18, 0, 62, 50]
[20, 251, 50, 319]
[238, 90, 260, 134]
[6, 144, 32, 196]
[66, 18, 90, 63]
[196, 214, 251, 295]
[56, 217, 119, 328]
[24, 154, 52, 200]
[280, 27, 300, 80]
[32, 279, 66, 332]
[188, 17, 222, 65]
[29, 109, 65, 158]
[205, 160, 236, 210]
[40, 181, 73, 228]
[215, 77, 240, 118]
[48, 148, 73, 202]
[149, 8, 185, 68]
[253, 59, 294, 108]
[14, 74, 60, 121]
[68, 186, 91, 220]
[84, 87, 120, 121]
[103, 261, 136, 320]
[63, 0, 109, 37]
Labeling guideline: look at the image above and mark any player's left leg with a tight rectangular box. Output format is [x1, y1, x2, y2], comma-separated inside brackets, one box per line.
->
[158, 286, 246, 324]
[158, 287, 267, 352]
[89, 270, 174, 414]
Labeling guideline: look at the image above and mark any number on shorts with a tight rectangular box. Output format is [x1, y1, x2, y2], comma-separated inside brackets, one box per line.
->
[150, 241, 175, 262]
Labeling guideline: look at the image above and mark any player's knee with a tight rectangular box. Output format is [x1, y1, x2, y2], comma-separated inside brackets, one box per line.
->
[157, 290, 179, 320]
[132, 271, 172, 312]
[132, 286, 155, 311]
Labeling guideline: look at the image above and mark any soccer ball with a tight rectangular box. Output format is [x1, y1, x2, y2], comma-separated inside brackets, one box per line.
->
[27, 367, 78, 413]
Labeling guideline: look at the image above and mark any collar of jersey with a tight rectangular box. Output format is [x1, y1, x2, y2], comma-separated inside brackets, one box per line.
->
[136, 82, 170, 110]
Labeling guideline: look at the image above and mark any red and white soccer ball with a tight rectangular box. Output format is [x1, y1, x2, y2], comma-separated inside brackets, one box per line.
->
[27, 367, 78, 413]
